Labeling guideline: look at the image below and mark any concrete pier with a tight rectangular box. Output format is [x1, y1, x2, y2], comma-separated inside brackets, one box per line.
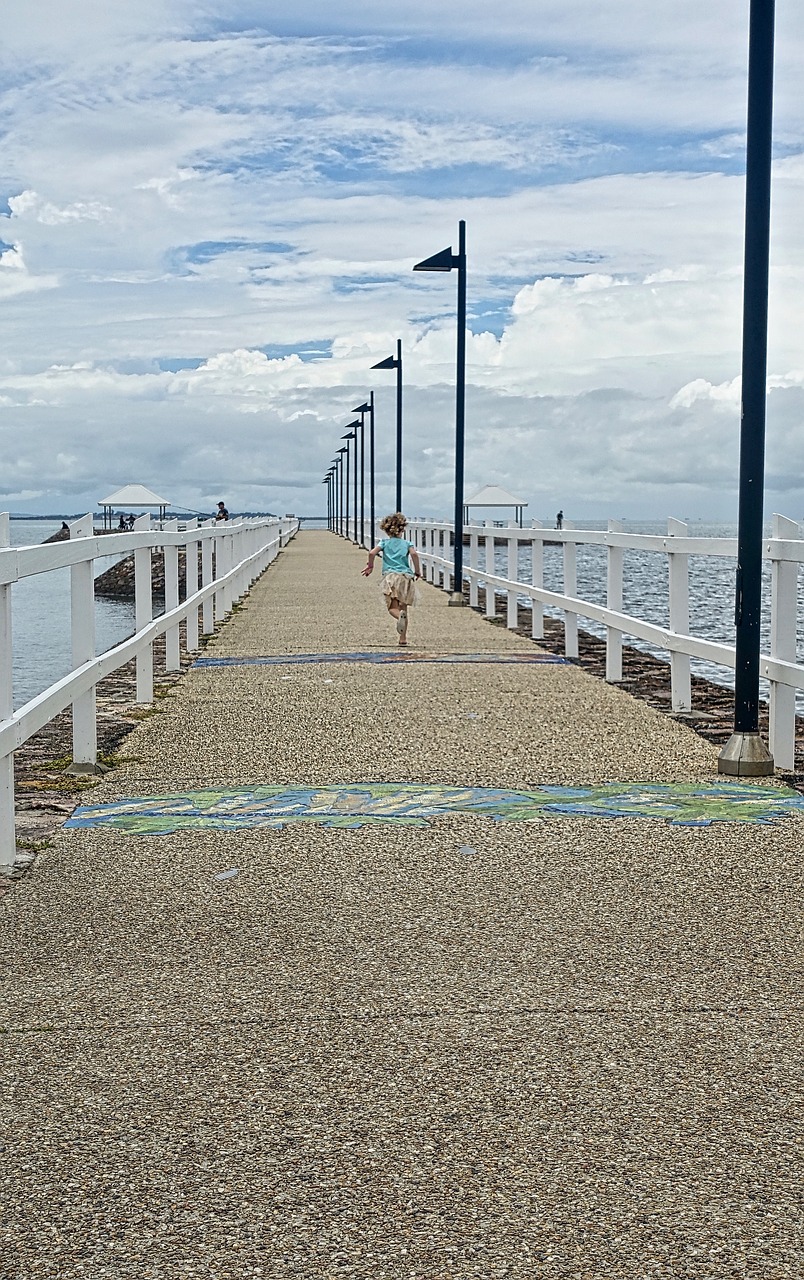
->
[1, 531, 800, 1278]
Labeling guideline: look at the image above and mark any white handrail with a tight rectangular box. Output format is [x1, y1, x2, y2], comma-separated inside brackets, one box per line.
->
[1, 513, 299, 871]
[409, 514, 803, 774]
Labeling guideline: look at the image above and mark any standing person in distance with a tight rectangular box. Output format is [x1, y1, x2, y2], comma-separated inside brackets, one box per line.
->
[215, 501, 229, 522]
[362, 511, 421, 646]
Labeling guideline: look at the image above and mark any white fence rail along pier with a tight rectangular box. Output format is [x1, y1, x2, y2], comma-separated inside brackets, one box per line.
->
[0, 513, 298, 872]
[407, 515, 804, 775]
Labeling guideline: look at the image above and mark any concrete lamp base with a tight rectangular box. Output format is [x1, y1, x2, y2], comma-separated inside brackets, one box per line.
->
[448, 592, 466, 607]
[717, 732, 774, 777]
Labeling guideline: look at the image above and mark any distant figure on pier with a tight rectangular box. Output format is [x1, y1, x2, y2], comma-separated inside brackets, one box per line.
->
[117, 513, 127, 531]
[362, 512, 422, 647]
[127, 513, 135, 530]
[215, 501, 229, 522]
[556, 510, 563, 530]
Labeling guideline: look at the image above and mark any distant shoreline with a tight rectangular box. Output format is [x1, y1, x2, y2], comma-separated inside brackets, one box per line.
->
[6, 511, 280, 521]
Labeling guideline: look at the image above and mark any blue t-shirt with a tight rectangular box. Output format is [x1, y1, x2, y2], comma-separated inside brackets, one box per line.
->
[380, 537, 413, 575]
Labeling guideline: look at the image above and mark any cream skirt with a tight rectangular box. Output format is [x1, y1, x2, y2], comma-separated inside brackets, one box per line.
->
[380, 572, 420, 606]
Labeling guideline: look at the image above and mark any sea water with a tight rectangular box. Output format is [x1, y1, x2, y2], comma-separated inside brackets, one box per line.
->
[7, 520, 137, 710]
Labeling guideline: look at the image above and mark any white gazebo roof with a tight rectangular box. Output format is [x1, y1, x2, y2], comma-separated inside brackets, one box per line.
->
[464, 484, 528, 508]
[98, 484, 171, 508]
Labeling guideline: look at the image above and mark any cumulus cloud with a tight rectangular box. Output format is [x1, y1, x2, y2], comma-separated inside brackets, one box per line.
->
[8, 191, 113, 225]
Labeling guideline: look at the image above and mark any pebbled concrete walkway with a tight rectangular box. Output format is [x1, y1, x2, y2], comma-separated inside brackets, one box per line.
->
[1, 530, 801, 1279]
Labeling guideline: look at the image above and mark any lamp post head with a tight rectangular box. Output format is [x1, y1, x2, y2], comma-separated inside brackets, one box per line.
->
[344, 418, 362, 431]
[341, 429, 357, 440]
[413, 246, 458, 272]
[371, 354, 399, 370]
[353, 401, 371, 414]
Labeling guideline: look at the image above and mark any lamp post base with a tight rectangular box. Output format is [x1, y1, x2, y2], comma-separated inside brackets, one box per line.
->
[448, 591, 466, 607]
[717, 732, 774, 776]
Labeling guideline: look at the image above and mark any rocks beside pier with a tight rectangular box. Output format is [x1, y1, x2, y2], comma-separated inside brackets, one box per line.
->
[42, 524, 71, 543]
[94, 548, 188, 599]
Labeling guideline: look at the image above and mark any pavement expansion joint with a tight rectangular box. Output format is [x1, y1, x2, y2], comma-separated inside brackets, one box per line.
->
[65, 780, 804, 834]
[193, 650, 571, 667]
[4, 1002, 779, 1039]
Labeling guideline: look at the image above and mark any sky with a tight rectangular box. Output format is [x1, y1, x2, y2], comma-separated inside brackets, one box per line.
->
[1, 0, 804, 522]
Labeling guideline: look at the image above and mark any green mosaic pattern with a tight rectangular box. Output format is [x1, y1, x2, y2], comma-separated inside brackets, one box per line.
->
[66, 781, 804, 835]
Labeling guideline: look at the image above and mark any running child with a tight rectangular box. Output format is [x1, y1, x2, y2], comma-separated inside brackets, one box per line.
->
[362, 512, 422, 645]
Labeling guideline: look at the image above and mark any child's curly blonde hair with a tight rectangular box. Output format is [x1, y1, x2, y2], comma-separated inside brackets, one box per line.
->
[379, 511, 407, 538]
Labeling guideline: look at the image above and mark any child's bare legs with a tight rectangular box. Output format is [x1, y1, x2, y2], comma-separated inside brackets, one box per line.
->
[387, 597, 408, 644]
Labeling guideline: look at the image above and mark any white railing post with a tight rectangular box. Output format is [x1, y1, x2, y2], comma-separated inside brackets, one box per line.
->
[469, 526, 479, 608]
[428, 525, 436, 584]
[769, 513, 799, 772]
[213, 527, 227, 621]
[0, 513, 14, 872]
[164, 519, 181, 672]
[201, 530, 214, 634]
[250, 522, 260, 583]
[220, 528, 233, 616]
[606, 520, 624, 682]
[232, 521, 247, 602]
[667, 517, 691, 712]
[69, 514, 98, 768]
[563, 536, 578, 658]
[485, 522, 496, 618]
[186, 530, 199, 651]
[134, 514, 154, 703]
[531, 521, 544, 640]
[507, 524, 518, 630]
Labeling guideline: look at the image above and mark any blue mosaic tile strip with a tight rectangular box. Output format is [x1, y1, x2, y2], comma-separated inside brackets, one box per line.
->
[66, 781, 804, 835]
[193, 652, 571, 668]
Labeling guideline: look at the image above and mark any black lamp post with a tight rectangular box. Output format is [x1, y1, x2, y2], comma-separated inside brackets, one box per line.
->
[336, 447, 347, 537]
[413, 219, 467, 605]
[351, 406, 367, 547]
[343, 420, 362, 544]
[353, 395, 376, 548]
[341, 428, 357, 542]
[719, 0, 776, 776]
[372, 339, 402, 511]
[326, 466, 337, 531]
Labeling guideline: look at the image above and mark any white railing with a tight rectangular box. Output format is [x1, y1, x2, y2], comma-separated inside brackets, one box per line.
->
[408, 515, 803, 774]
[1, 512, 298, 871]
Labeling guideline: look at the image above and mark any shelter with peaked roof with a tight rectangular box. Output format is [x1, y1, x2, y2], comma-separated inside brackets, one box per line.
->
[463, 484, 528, 527]
[98, 484, 171, 530]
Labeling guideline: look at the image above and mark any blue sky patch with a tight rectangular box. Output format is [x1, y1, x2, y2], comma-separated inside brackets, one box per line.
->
[168, 240, 297, 272]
